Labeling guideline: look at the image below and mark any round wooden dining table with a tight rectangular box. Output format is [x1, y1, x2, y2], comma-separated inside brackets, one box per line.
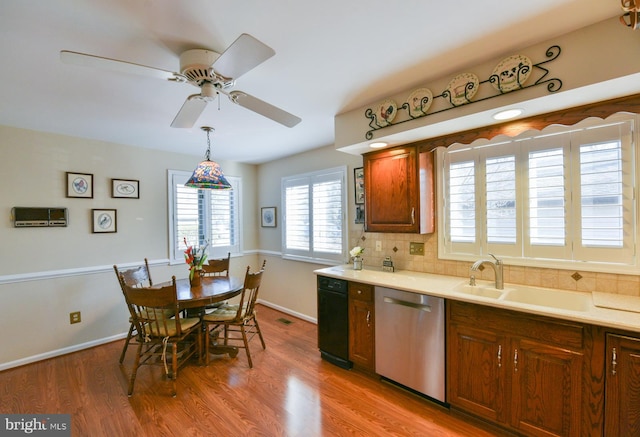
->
[173, 276, 244, 358]
[175, 276, 244, 310]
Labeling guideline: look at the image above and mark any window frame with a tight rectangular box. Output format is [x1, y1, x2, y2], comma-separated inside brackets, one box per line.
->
[438, 114, 638, 274]
[168, 169, 242, 265]
[281, 166, 348, 265]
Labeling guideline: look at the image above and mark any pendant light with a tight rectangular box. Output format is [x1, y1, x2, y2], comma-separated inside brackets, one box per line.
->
[185, 126, 232, 190]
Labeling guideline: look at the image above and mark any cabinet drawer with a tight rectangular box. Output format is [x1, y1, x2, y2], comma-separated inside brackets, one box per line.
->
[449, 301, 584, 350]
[349, 282, 374, 302]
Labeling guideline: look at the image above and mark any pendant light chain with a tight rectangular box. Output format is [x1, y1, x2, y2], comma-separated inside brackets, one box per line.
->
[205, 128, 212, 161]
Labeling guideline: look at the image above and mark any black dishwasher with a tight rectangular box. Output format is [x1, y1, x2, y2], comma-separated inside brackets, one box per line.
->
[317, 276, 352, 369]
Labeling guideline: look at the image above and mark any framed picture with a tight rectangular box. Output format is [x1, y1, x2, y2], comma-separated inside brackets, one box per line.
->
[261, 207, 277, 227]
[92, 209, 117, 233]
[66, 172, 93, 198]
[111, 178, 139, 198]
[355, 205, 365, 224]
[354, 167, 365, 204]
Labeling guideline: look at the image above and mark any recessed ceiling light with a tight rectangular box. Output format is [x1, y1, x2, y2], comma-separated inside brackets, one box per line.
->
[493, 109, 523, 120]
[369, 142, 388, 148]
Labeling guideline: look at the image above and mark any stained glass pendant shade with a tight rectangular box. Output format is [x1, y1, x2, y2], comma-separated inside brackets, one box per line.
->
[185, 127, 232, 190]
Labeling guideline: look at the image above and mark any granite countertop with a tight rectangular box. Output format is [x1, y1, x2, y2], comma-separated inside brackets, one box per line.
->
[314, 265, 640, 334]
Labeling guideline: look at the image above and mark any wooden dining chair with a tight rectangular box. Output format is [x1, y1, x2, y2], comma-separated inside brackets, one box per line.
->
[202, 261, 266, 368]
[114, 259, 166, 363]
[201, 252, 231, 277]
[201, 252, 231, 311]
[121, 275, 202, 397]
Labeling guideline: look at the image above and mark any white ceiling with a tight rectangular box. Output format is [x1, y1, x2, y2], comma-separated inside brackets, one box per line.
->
[0, 1, 622, 164]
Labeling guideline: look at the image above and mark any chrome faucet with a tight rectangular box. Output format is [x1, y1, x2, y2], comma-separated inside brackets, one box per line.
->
[470, 253, 504, 290]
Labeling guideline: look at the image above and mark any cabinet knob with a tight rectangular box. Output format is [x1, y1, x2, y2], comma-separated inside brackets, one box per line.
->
[358, 289, 362, 294]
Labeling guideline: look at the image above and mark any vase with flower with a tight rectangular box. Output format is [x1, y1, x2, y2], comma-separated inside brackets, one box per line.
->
[184, 237, 208, 287]
[350, 246, 364, 270]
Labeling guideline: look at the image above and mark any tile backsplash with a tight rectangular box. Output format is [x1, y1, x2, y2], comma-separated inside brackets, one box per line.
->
[350, 230, 640, 297]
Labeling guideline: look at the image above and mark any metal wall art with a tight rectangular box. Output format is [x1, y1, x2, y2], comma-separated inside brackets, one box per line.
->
[365, 45, 562, 140]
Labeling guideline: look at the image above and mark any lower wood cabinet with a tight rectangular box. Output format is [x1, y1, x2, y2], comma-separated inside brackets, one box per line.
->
[348, 282, 375, 372]
[510, 337, 583, 436]
[604, 333, 640, 436]
[448, 301, 591, 437]
[447, 323, 507, 423]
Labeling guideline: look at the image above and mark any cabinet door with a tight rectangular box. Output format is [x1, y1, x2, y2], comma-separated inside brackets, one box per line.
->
[348, 282, 375, 371]
[605, 334, 640, 436]
[364, 147, 418, 233]
[348, 299, 375, 370]
[510, 338, 582, 437]
[448, 323, 507, 423]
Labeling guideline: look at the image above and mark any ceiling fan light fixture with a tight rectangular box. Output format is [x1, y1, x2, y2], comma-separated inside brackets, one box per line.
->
[185, 127, 232, 190]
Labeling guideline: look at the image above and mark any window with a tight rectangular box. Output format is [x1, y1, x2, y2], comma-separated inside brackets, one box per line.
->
[168, 170, 241, 263]
[439, 115, 636, 272]
[281, 166, 347, 264]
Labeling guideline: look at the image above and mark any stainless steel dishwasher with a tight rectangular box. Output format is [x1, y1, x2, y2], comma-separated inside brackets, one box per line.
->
[375, 286, 445, 403]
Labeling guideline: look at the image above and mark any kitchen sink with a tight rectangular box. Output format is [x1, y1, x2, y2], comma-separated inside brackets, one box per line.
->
[451, 281, 592, 312]
[501, 287, 591, 312]
[451, 282, 504, 299]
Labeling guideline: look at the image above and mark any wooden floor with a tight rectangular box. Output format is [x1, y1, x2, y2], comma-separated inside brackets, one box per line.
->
[0, 305, 513, 436]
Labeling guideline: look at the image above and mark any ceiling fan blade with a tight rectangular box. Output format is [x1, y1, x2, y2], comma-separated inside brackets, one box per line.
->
[171, 96, 209, 128]
[60, 50, 184, 82]
[212, 34, 275, 80]
[229, 91, 301, 128]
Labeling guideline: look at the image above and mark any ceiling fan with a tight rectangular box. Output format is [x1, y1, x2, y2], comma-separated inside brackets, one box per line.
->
[60, 34, 301, 128]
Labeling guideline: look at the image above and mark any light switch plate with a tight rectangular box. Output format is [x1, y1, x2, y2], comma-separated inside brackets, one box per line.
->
[409, 242, 424, 255]
[70, 311, 81, 324]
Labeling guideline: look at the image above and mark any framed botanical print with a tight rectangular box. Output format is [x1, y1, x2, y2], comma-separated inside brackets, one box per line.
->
[66, 172, 93, 198]
[354, 167, 364, 204]
[111, 178, 139, 198]
[92, 209, 117, 233]
[261, 207, 277, 227]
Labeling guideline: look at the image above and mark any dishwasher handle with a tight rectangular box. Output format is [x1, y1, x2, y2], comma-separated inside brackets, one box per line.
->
[383, 296, 432, 312]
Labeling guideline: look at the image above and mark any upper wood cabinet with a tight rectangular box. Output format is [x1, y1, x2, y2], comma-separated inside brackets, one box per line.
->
[363, 146, 434, 233]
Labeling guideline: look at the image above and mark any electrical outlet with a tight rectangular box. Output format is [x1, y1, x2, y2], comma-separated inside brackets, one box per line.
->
[375, 241, 382, 251]
[409, 242, 424, 255]
[70, 311, 81, 324]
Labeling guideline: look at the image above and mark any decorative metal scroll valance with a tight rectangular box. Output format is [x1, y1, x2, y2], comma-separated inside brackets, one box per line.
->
[364, 45, 562, 140]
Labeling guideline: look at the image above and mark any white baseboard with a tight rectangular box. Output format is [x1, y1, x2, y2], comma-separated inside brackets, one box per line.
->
[0, 333, 127, 372]
[257, 299, 317, 324]
[1, 302, 315, 371]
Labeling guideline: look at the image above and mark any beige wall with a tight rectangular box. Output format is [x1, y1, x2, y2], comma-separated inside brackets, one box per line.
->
[3, 16, 640, 370]
[256, 144, 362, 319]
[334, 15, 640, 297]
[347, 231, 640, 298]
[335, 16, 640, 154]
[0, 125, 260, 369]
[0, 127, 362, 369]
